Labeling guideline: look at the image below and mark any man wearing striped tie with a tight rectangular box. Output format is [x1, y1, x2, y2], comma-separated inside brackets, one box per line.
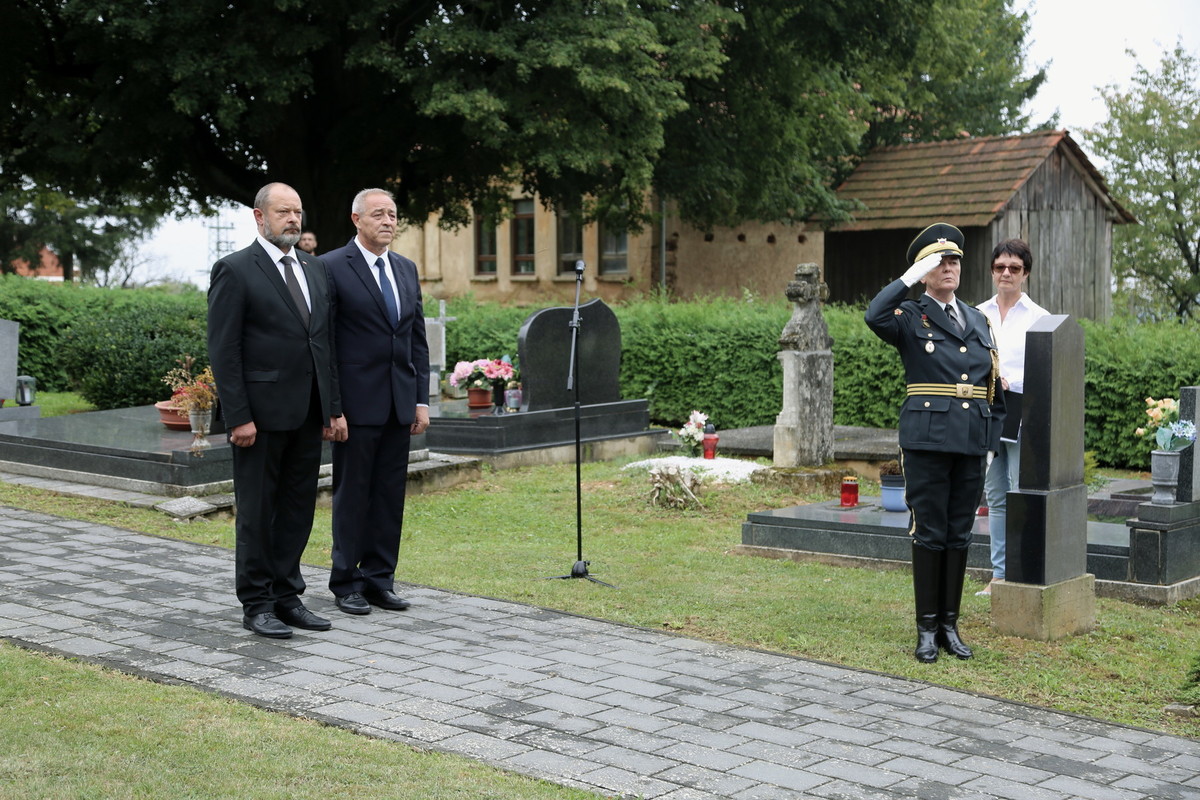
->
[865, 223, 1005, 664]
[322, 188, 430, 616]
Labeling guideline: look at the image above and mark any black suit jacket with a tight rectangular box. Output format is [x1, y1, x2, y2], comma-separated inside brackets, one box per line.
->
[865, 279, 1004, 455]
[324, 239, 429, 426]
[207, 240, 341, 430]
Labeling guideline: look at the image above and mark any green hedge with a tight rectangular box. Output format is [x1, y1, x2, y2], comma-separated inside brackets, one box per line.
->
[8, 277, 1200, 469]
[0, 275, 95, 392]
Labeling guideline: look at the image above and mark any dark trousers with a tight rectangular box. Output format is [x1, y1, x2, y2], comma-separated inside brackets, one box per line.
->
[329, 408, 412, 597]
[231, 390, 323, 616]
[900, 449, 986, 551]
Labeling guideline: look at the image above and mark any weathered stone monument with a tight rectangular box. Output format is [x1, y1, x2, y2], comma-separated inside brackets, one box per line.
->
[993, 315, 1095, 640]
[773, 263, 833, 467]
[424, 300, 456, 410]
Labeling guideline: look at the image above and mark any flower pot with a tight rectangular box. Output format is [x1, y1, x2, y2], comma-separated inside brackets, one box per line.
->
[154, 400, 191, 430]
[1151, 448, 1183, 505]
[879, 474, 906, 512]
[466, 387, 492, 408]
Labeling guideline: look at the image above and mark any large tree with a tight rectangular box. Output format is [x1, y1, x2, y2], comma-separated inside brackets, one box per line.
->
[4, 0, 1042, 247]
[1085, 45, 1200, 322]
[0, 180, 162, 283]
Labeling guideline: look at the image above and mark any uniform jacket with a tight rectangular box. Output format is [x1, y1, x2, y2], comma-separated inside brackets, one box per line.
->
[865, 278, 1005, 455]
[324, 239, 429, 426]
[207, 240, 341, 431]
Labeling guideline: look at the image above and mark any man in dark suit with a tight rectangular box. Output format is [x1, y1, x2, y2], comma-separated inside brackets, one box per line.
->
[323, 187, 430, 615]
[208, 182, 346, 639]
[865, 223, 1004, 663]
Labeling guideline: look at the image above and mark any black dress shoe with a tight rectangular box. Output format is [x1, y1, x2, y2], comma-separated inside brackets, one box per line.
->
[363, 589, 410, 610]
[243, 612, 293, 639]
[335, 592, 372, 615]
[276, 604, 332, 631]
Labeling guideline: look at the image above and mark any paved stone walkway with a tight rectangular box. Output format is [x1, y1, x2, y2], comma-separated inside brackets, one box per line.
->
[2, 505, 1199, 800]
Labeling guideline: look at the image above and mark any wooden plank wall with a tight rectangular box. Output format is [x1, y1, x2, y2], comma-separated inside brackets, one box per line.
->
[987, 146, 1113, 320]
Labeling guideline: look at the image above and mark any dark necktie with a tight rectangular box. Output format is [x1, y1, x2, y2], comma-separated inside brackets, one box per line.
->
[375, 257, 399, 326]
[945, 302, 962, 334]
[281, 255, 309, 327]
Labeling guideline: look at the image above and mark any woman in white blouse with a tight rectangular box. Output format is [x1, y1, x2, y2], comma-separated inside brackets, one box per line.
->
[976, 240, 1050, 595]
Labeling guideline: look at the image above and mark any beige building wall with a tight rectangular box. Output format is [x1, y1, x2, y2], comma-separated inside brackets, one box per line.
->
[393, 195, 825, 304]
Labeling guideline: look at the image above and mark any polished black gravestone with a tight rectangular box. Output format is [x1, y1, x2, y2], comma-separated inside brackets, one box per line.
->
[0, 405, 236, 490]
[1007, 315, 1088, 585]
[426, 298, 651, 456]
[0, 405, 428, 493]
[517, 298, 621, 411]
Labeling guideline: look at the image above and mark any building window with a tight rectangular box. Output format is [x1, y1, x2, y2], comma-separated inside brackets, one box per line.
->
[557, 210, 584, 275]
[599, 223, 628, 275]
[511, 199, 535, 275]
[475, 216, 497, 275]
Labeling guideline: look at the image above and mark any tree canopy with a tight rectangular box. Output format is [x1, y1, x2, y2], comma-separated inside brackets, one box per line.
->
[5, 0, 1044, 249]
[1085, 44, 1200, 322]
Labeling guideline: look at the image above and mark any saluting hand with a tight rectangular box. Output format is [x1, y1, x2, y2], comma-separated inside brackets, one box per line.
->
[901, 251, 945, 287]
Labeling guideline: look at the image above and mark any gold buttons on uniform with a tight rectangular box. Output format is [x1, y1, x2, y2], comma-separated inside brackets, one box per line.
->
[960, 374, 969, 381]
[961, 402, 970, 409]
[924, 402, 931, 407]
[959, 346, 967, 353]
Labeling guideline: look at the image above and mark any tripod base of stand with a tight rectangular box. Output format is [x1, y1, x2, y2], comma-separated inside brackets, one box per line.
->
[545, 560, 616, 588]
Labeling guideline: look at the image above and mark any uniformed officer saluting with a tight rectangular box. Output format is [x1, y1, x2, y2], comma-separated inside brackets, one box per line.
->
[865, 223, 1004, 663]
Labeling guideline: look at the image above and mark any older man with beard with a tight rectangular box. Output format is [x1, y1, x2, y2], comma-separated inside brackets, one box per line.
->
[207, 182, 347, 639]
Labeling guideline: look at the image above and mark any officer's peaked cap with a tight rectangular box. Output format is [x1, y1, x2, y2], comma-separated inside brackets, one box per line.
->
[906, 223, 964, 265]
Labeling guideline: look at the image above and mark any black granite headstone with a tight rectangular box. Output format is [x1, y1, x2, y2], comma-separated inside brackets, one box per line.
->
[517, 298, 622, 412]
[1178, 387, 1199, 503]
[1008, 315, 1088, 585]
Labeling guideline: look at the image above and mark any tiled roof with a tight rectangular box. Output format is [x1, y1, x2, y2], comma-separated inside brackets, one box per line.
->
[830, 130, 1133, 231]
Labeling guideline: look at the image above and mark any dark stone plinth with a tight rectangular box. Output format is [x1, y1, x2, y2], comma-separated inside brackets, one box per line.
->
[1133, 499, 1200, 525]
[1007, 485, 1089, 585]
[426, 398, 652, 455]
[741, 499, 1130, 581]
[0, 404, 433, 490]
[1127, 500, 1200, 585]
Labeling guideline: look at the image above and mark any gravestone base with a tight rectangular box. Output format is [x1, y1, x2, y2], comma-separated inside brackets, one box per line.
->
[992, 573, 1096, 642]
[1127, 501, 1200, 585]
[1008, 484, 1088, 585]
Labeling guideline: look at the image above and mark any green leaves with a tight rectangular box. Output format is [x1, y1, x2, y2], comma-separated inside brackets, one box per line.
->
[1084, 45, 1200, 321]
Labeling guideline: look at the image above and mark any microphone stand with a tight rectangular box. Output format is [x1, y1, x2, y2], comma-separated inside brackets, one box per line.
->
[546, 260, 615, 588]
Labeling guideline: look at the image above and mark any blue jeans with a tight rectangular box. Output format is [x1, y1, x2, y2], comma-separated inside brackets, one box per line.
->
[983, 440, 1020, 580]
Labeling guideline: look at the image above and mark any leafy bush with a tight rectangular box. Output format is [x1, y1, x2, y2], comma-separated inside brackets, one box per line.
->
[0, 275, 96, 392]
[617, 295, 788, 429]
[60, 293, 208, 410]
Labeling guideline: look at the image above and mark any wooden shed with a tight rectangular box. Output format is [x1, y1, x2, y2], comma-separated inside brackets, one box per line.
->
[823, 131, 1134, 320]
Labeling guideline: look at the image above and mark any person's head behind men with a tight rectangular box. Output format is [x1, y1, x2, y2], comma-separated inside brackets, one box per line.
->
[990, 239, 1032, 297]
[254, 183, 303, 251]
[298, 231, 318, 254]
[907, 222, 964, 303]
[351, 188, 398, 255]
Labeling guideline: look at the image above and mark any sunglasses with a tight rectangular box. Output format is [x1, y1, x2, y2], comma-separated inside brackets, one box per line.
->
[990, 264, 1026, 274]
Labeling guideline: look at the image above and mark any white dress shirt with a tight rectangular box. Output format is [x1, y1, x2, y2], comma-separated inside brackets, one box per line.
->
[977, 292, 1050, 393]
[256, 235, 310, 311]
[354, 239, 402, 317]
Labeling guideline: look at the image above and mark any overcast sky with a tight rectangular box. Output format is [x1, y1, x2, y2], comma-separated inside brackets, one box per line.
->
[140, 0, 1200, 285]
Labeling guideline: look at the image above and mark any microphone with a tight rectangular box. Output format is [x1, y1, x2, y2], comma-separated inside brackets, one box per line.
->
[575, 259, 585, 274]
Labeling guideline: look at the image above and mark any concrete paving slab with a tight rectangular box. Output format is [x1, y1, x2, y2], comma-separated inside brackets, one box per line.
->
[0, 505, 1198, 799]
